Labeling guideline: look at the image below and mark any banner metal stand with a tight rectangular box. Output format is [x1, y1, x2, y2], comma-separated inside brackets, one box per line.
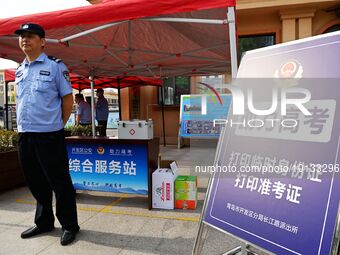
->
[192, 125, 226, 255]
[193, 9, 340, 255]
[221, 244, 259, 255]
[331, 203, 340, 255]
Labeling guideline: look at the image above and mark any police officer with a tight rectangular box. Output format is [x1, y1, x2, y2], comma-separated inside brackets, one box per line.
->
[14, 23, 80, 246]
[95, 88, 109, 136]
[75, 93, 91, 125]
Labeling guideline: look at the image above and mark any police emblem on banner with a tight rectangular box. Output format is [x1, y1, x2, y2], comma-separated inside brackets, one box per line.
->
[97, 146, 105, 155]
[274, 59, 303, 79]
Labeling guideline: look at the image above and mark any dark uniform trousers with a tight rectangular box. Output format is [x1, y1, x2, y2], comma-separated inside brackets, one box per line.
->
[97, 120, 108, 136]
[18, 129, 79, 231]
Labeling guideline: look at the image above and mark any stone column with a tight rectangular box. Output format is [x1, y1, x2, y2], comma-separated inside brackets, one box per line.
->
[298, 17, 313, 39]
[280, 9, 316, 42]
[281, 18, 296, 42]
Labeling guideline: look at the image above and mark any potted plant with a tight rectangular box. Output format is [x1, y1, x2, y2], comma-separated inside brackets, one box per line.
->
[65, 125, 93, 137]
[0, 129, 25, 191]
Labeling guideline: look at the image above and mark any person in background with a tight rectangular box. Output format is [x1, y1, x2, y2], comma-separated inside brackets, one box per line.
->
[75, 93, 91, 125]
[14, 23, 80, 246]
[95, 88, 109, 136]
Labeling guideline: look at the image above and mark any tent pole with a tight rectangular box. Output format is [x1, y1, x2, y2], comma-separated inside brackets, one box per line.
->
[90, 71, 96, 137]
[160, 82, 166, 147]
[128, 21, 132, 67]
[59, 21, 127, 43]
[118, 77, 122, 120]
[118, 43, 226, 73]
[142, 17, 227, 25]
[5, 81, 9, 130]
[86, 34, 128, 66]
[227, 7, 238, 78]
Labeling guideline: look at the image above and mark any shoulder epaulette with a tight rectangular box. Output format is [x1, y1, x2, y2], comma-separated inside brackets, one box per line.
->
[48, 56, 63, 63]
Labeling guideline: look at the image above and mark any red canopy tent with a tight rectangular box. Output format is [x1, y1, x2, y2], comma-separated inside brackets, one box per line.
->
[0, 0, 237, 136]
[70, 74, 162, 122]
[0, 0, 237, 77]
[2, 69, 15, 130]
[4, 70, 15, 82]
[70, 74, 162, 90]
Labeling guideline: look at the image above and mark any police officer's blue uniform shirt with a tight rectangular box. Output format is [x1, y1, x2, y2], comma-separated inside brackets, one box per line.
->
[76, 100, 92, 124]
[96, 97, 109, 121]
[15, 52, 72, 132]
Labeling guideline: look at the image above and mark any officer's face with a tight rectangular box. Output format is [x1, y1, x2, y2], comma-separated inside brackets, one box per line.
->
[19, 32, 45, 54]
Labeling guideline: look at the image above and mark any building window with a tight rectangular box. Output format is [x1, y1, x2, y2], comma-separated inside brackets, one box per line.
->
[238, 34, 276, 64]
[159, 76, 190, 105]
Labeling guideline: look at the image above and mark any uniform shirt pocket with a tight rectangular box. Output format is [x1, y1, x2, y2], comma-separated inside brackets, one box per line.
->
[34, 75, 53, 92]
[15, 76, 24, 98]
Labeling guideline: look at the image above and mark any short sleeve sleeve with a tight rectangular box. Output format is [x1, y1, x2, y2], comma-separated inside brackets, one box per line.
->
[55, 62, 72, 97]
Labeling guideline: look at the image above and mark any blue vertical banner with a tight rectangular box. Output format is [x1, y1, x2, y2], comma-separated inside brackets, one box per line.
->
[107, 111, 119, 129]
[179, 94, 231, 138]
[67, 142, 148, 195]
[65, 113, 76, 128]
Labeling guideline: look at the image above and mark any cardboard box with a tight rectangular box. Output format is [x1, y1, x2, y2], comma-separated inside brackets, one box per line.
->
[152, 162, 178, 209]
[118, 120, 153, 139]
[175, 175, 198, 209]
[159, 159, 176, 169]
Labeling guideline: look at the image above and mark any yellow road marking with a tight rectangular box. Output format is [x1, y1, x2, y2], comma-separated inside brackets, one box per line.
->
[108, 210, 199, 222]
[100, 197, 124, 212]
[15, 199, 35, 205]
[15, 198, 199, 222]
[78, 207, 102, 212]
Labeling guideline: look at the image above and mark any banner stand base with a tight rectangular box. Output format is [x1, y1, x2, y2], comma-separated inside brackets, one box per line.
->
[222, 244, 259, 255]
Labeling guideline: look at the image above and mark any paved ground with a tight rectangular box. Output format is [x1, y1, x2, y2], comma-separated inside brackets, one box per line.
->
[0, 143, 269, 255]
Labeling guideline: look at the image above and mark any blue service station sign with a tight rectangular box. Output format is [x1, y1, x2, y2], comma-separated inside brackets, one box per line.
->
[67, 142, 148, 195]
